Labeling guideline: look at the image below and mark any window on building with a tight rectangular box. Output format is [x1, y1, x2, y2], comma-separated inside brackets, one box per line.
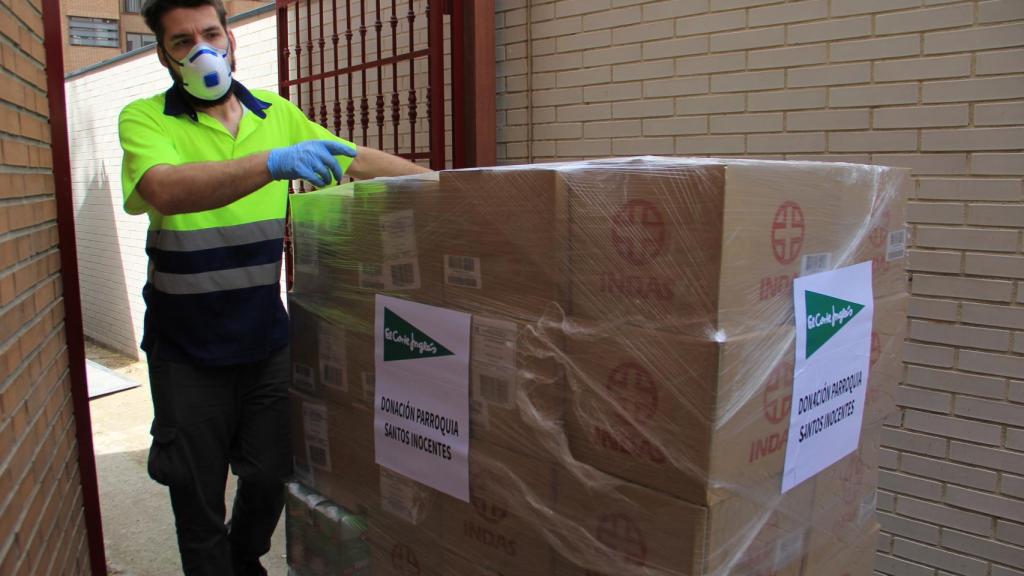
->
[123, 0, 143, 14]
[68, 17, 119, 48]
[126, 32, 157, 52]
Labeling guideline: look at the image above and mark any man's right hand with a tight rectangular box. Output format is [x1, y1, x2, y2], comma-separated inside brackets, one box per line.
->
[267, 140, 358, 188]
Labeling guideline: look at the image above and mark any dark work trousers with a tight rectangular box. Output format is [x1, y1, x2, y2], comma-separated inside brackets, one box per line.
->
[146, 344, 292, 576]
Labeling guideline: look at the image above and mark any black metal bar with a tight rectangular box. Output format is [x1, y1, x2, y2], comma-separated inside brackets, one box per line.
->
[375, 0, 384, 148]
[390, 0, 399, 153]
[306, 0, 315, 120]
[332, 0, 341, 135]
[284, 47, 428, 86]
[346, 0, 354, 141]
[318, 0, 327, 126]
[407, 0, 416, 159]
[360, 0, 369, 144]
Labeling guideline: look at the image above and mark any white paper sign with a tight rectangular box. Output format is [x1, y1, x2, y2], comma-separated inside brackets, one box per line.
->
[783, 261, 873, 493]
[374, 295, 472, 501]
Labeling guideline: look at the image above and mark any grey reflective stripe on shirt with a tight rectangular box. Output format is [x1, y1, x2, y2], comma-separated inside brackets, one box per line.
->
[147, 218, 286, 252]
[152, 261, 282, 294]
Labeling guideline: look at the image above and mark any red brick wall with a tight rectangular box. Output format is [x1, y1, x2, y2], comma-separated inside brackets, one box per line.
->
[0, 0, 92, 572]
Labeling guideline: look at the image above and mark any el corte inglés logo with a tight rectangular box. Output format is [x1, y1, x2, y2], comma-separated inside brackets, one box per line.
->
[805, 290, 865, 359]
[383, 307, 454, 361]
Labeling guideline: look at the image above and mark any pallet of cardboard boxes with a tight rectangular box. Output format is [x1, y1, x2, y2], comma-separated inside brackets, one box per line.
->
[284, 157, 908, 576]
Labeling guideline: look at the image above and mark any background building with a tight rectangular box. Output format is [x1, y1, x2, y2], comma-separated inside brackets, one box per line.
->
[60, 0, 269, 73]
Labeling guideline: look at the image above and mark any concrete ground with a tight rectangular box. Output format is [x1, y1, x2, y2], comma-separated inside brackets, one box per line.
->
[87, 341, 287, 576]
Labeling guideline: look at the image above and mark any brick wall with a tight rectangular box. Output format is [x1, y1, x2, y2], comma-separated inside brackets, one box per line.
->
[1, 0, 92, 572]
[494, 1, 1023, 574]
[65, 8, 281, 358]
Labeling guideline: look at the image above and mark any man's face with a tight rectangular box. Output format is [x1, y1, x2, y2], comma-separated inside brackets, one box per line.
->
[158, 5, 235, 73]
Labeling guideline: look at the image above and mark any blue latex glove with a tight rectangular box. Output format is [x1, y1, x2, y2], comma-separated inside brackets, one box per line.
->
[267, 140, 358, 187]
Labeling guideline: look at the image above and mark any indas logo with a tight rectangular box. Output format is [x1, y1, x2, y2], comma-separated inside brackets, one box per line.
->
[611, 200, 666, 266]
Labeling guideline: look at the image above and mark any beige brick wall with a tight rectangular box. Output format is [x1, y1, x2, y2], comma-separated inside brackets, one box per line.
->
[65, 9, 281, 358]
[0, 0, 92, 572]
[495, 1, 1023, 574]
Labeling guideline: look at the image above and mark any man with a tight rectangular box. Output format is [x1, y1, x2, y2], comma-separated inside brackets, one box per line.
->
[118, 0, 429, 573]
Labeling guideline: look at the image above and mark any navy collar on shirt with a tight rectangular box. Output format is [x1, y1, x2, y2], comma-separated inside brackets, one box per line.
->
[163, 80, 272, 121]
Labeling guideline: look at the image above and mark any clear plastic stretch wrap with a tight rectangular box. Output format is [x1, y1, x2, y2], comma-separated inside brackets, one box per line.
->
[285, 482, 370, 576]
[285, 157, 909, 576]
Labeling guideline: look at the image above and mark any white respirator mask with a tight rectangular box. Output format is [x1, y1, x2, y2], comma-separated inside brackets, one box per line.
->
[169, 42, 233, 101]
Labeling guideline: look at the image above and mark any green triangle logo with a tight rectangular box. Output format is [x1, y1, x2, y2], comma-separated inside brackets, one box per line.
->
[805, 291, 865, 359]
[383, 307, 454, 361]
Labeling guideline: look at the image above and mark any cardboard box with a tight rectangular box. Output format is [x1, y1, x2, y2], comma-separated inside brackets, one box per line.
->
[368, 444, 556, 576]
[289, 294, 376, 410]
[367, 468, 446, 575]
[290, 175, 445, 306]
[853, 168, 910, 301]
[564, 161, 727, 331]
[564, 321, 718, 504]
[562, 160, 909, 506]
[553, 466, 814, 576]
[553, 468, 707, 576]
[440, 443, 557, 574]
[290, 390, 377, 514]
[807, 425, 882, 553]
[802, 524, 879, 576]
[460, 312, 566, 462]
[441, 549, 518, 576]
[288, 158, 908, 576]
[434, 168, 568, 320]
[369, 516, 444, 576]
[566, 298, 903, 510]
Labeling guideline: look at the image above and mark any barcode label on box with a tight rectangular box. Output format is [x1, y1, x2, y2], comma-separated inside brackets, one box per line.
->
[359, 262, 386, 290]
[379, 468, 430, 525]
[445, 254, 482, 289]
[292, 363, 315, 392]
[800, 253, 831, 276]
[472, 317, 517, 368]
[360, 372, 375, 406]
[473, 367, 517, 410]
[479, 375, 511, 406]
[302, 402, 331, 472]
[381, 210, 417, 261]
[387, 259, 420, 289]
[886, 228, 907, 261]
[318, 323, 347, 392]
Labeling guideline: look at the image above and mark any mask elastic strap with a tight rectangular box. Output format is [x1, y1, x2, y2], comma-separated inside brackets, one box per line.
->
[160, 44, 185, 67]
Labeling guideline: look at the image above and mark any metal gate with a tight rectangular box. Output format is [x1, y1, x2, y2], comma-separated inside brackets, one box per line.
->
[275, 0, 494, 285]
[275, 0, 494, 171]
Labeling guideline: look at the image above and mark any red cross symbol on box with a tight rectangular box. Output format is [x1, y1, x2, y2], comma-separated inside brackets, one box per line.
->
[763, 361, 793, 425]
[594, 513, 647, 569]
[771, 201, 805, 265]
[611, 200, 667, 266]
[607, 362, 659, 421]
[390, 544, 422, 575]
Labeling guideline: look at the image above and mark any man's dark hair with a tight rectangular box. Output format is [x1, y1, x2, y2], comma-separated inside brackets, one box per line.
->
[142, 0, 228, 46]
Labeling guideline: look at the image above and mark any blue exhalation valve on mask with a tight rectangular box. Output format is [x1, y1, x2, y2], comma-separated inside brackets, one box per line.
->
[172, 43, 232, 101]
